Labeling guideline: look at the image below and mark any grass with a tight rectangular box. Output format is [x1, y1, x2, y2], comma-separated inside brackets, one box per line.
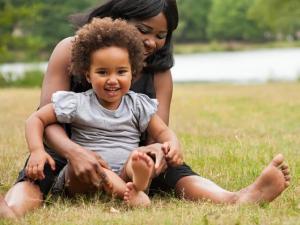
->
[0, 83, 300, 224]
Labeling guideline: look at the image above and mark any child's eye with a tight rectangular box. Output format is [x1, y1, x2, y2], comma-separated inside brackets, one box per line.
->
[118, 70, 128, 75]
[97, 70, 107, 76]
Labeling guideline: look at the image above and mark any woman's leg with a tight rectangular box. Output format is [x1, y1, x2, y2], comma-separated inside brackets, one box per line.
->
[0, 181, 43, 219]
[175, 154, 290, 204]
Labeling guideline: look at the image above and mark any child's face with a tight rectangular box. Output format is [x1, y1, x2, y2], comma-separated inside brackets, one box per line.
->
[86, 46, 132, 110]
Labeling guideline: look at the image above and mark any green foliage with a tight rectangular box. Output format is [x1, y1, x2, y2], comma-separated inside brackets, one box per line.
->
[175, 0, 212, 42]
[207, 0, 265, 41]
[248, 0, 300, 37]
[0, 0, 100, 63]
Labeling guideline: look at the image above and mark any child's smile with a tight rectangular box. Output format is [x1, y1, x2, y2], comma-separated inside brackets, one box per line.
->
[86, 46, 132, 110]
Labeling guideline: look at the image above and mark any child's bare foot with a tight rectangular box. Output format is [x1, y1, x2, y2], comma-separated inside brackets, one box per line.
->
[237, 154, 290, 203]
[0, 195, 16, 219]
[123, 182, 150, 207]
[131, 151, 154, 191]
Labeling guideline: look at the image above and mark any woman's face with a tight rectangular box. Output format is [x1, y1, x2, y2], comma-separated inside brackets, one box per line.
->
[130, 12, 168, 59]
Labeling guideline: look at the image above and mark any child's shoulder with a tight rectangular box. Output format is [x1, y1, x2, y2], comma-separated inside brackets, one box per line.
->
[125, 91, 152, 101]
[52, 89, 93, 103]
[125, 91, 158, 109]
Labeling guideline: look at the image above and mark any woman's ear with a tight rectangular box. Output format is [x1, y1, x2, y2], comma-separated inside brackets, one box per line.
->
[85, 72, 91, 83]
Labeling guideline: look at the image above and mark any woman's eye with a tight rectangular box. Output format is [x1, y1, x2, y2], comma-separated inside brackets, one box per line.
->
[136, 26, 148, 34]
[157, 33, 167, 39]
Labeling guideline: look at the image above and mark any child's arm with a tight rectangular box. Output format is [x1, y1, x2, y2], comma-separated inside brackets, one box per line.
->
[25, 104, 57, 180]
[146, 114, 183, 167]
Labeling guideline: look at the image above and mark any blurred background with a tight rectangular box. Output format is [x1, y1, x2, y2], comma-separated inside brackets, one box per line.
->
[0, 0, 300, 85]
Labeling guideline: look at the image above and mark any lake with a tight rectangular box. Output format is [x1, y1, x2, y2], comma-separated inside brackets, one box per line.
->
[1, 48, 300, 83]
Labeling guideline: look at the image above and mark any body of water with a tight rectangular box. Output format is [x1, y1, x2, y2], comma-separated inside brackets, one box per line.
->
[1, 48, 300, 83]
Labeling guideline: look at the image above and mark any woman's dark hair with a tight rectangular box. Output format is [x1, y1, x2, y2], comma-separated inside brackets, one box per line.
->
[70, 0, 178, 72]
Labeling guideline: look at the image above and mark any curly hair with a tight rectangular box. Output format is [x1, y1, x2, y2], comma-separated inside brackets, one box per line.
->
[71, 17, 144, 81]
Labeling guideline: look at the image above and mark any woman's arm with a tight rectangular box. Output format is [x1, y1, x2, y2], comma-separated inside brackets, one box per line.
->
[150, 69, 184, 166]
[153, 69, 173, 125]
[145, 69, 172, 145]
[40, 37, 73, 107]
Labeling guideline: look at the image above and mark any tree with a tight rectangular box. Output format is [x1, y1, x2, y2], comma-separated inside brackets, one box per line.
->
[0, 0, 100, 62]
[248, 0, 300, 38]
[207, 0, 265, 41]
[174, 0, 212, 42]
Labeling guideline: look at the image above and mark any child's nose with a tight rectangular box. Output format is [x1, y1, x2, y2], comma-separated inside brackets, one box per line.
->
[107, 75, 118, 84]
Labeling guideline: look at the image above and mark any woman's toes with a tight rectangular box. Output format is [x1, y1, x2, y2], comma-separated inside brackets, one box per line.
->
[285, 181, 290, 187]
[284, 175, 291, 181]
[280, 163, 288, 170]
[282, 168, 290, 176]
[272, 154, 284, 167]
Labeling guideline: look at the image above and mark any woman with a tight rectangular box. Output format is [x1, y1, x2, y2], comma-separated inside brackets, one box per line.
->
[0, 0, 290, 218]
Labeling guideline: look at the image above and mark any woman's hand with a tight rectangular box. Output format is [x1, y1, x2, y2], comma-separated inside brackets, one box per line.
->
[137, 143, 168, 176]
[162, 141, 183, 167]
[26, 150, 56, 181]
[68, 146, 111, 188]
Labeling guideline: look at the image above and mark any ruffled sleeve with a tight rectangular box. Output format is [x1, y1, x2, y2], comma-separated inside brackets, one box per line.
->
[135, 93, 158, 132]
[51, 91, 78, 123]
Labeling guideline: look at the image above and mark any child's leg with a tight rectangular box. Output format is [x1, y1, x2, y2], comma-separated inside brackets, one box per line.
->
[124, 150, 155, 191]
[122, 151, 154, 207]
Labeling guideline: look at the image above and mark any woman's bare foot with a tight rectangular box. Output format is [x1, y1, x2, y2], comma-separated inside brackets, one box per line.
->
[0, 195, 16, 219]
[131, 151, 154, 191]
[123, 182, 150, 207]
[237, 154, 290, 203]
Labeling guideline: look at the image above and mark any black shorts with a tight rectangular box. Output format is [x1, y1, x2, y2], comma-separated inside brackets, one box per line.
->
[149, 163, 198, 196]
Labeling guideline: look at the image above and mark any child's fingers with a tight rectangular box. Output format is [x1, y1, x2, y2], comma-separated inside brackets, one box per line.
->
[27, 165, 34, 179]
[32, 165, 39, 180]
[25, 165, 32, 178]
[161, 142, 170, 155]
[46, 155, 56, 171]
[166, 148, 176, 160]
[37, 163, 45, 180]
[26, 164, 37, 180]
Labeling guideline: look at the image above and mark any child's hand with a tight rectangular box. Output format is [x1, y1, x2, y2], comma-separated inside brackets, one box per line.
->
[25, 150, 56, 181]
[162, 142, 183, 167]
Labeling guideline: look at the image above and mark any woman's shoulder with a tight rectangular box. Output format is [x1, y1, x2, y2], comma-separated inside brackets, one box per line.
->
[54, 36, 75, 50]
[48, 36, 75, 66]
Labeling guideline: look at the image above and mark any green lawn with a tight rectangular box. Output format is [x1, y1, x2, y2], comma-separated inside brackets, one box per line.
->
[0, 83, 299, 224]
